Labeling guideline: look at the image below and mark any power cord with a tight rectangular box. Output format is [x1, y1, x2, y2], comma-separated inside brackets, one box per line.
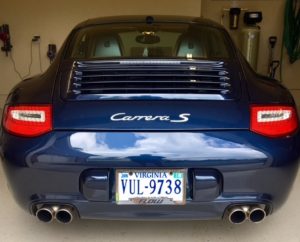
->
[38, 41, 43, 72]
[9, 38, 41, 81]
[22, 41, 33, 79]
[9, 52, 23, 80]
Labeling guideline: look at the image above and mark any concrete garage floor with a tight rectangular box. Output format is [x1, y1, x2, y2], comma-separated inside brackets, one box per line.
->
[0, 166, 299, 242]
[0, 108, 299, 242]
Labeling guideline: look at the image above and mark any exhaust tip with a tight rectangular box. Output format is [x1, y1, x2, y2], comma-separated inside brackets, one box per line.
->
[228, 209, 247, 224]
[249, 208, 266, 223]
[36, 208, 54, 223]
[56, 208, 73, 224]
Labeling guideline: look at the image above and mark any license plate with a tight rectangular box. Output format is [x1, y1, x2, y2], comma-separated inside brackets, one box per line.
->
[116, 169, 186, 205]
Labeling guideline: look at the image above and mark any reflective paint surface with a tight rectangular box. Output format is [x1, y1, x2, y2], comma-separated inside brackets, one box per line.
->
[70, 132, 267, 161]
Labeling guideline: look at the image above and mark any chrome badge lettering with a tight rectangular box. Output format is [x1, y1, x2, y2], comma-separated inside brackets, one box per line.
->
[110, 113, 190, 123]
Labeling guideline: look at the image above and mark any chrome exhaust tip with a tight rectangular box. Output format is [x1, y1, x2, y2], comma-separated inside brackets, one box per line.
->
[228, 207, 247, 224]
[36, 206, 55, 223]
[249, 207, 266, 223]
[55, 206, 74, 224]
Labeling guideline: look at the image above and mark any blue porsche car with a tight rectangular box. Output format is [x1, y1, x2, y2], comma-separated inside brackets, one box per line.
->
[1, 16, 299, 224]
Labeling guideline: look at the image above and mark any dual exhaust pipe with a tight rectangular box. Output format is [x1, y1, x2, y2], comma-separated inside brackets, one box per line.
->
[227, 205, 266, 224]
[36, 204, 266, 224]
[36, 205, 75, 224]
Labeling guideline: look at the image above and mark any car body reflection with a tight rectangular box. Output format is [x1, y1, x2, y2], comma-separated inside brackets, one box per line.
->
[70, 132, 267, 161]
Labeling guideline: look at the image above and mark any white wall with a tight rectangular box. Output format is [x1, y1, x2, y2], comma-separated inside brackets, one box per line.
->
[0, 0, 202, 107]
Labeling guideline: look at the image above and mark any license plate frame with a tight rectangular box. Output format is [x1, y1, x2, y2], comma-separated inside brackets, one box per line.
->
[116, 169, 187, 205]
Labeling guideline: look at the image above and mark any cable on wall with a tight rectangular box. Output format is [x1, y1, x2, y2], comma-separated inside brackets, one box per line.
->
[9, 39, 42, 81]
[38, 41, 43, 72]
[9, 52, 23, 81]
[22, 41, 33, 79]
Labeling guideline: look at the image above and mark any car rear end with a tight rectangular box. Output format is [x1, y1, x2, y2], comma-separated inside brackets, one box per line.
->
[1, 16, 299, 224]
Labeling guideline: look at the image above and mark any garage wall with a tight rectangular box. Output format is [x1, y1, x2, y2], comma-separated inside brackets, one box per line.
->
[202, 0, 300, 105]
[0, 0, 202, 107]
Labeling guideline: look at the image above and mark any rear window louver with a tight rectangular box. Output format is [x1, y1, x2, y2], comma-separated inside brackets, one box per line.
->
[67, 60, 233, 100]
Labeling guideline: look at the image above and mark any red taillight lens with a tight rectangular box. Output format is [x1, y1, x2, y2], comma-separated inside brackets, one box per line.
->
[250, 105, 299, 137]
[3, 105, 52, 137]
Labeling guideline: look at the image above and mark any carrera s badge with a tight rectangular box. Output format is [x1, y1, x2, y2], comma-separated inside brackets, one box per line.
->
[110, 113, 190, 123]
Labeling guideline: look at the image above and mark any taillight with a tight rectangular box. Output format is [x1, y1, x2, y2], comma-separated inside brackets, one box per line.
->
[250, 105, 298, 138]
[3, 105, 52, 137]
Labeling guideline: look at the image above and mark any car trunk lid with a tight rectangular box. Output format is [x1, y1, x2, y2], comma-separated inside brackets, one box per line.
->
[53, 59, 249, 130]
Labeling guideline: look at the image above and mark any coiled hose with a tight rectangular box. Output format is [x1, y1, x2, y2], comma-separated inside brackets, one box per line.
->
[280, 0, 299, 81]
[283, 0, 300, 63]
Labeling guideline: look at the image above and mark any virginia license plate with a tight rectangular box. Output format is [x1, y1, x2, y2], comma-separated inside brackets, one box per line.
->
[116, 169, 186, 205]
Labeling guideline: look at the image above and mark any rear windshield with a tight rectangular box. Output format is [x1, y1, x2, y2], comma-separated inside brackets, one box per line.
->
[66, 23, 231, 60]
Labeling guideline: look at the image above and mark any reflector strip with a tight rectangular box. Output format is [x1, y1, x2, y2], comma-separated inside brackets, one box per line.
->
[11, 110, 46, 122]
[257, 110, 291, 122]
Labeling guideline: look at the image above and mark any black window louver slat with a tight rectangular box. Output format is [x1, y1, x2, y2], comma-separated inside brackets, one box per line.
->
[67, 60, 232, 99]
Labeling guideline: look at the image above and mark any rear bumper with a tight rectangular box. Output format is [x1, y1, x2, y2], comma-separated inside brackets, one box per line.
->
[1, 130, 299, 220]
